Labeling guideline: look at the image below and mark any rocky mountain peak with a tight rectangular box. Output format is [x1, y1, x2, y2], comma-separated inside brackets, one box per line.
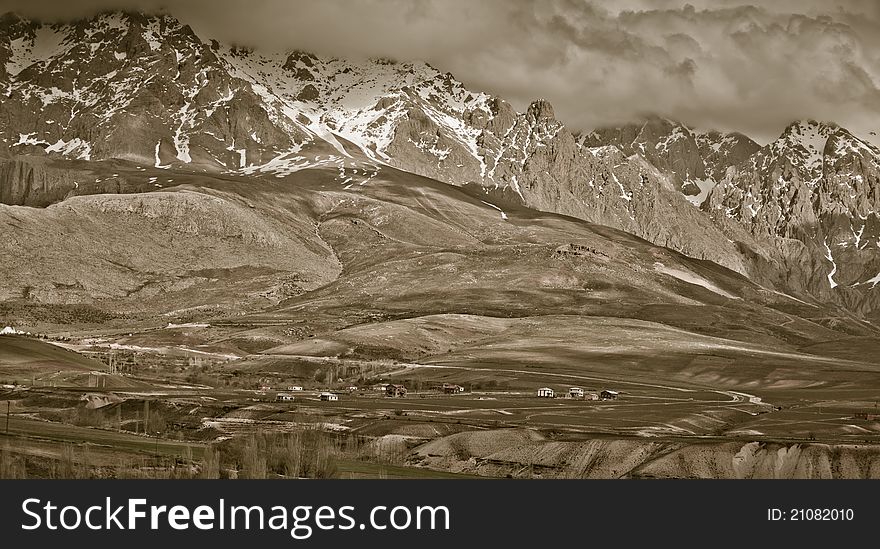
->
[781, 119, 838, 138]
[756, 119, 878, 185]
[776, 119, 839, 159]
[0, 11, 34, 37]
[579, 116, 708, 196]
[526, 99, 555, 123]
[693, 129, 760, 181]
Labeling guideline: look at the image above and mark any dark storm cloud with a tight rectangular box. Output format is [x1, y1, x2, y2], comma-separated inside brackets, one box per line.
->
[2, 0, 878, 143]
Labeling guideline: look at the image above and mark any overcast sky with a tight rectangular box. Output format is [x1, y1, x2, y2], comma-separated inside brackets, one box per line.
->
[2, 0, 879, 143]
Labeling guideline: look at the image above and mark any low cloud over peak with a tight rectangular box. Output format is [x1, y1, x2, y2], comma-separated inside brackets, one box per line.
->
[2, 0, 877, 143]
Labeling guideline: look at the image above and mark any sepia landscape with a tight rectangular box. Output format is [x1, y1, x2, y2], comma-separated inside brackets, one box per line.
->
[2, 1, 880, 479]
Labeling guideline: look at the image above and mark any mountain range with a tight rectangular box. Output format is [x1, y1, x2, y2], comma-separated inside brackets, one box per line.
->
[0, 9, 879, 327]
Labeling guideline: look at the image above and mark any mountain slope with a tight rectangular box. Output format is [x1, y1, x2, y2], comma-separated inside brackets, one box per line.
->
[2, 154, 872, 345]
[0, 10, 878, 322]
[585, 116, 880, 321]
[0, 160, 341, 316]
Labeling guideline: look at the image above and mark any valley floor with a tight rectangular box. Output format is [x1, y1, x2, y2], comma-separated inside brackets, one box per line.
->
[2, 333, 880, 479]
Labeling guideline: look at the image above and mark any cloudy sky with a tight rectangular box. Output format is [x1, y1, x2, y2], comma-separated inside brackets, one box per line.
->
[2, 0, 879, 143]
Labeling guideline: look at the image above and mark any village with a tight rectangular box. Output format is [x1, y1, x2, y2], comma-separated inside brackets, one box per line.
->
[265, 381, 621, 405]
[5, 325, 880, 480]
[0, 328, 644, 480]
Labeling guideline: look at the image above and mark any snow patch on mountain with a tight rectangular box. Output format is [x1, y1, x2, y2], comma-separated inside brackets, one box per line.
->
[5, 24, 69, 76]
[790, 121, 827, 173]
[480, 200, 508, 220]
[823, 239, 839, 289]
[655, 125, 686, 153]
[45, 137, 91, 160]
[653, 262, 739, 299]
[154, 141, 171, 169]
[683, 178, 715, 207]
[861, 272, 880, 289]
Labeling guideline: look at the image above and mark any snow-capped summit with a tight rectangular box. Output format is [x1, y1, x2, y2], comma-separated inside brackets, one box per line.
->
[702, 119, 880, 300]
[577, 116, 757, 206]
[0, 11, 563, 187]
[579, 117, 704, 184]
[0, 10, 315, 167]
[756, 120, 840, 183]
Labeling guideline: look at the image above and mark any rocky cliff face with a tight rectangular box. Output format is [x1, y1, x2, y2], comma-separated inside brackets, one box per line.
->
[0, 157, 81, 206]
[583, 117, 880, 319]
[703, 120, 880, 318]
[579, 117, 709, 190]
[694, 130, 760, 181]
[413, 429, 880, 479]
[579, 118, 761, 206]
[0, 12, 316, 171]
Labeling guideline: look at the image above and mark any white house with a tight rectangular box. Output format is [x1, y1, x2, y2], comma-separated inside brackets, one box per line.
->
[319, 392, 338, 401]
[287, 386, 303, 391]
[569, 387, 585, 398]
[276, 393, 295, 402]
[537, 387, 555, 398]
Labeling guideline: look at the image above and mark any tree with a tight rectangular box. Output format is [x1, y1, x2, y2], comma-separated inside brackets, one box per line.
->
[240, 434, 267, 479]
[199, 445, 220, 479]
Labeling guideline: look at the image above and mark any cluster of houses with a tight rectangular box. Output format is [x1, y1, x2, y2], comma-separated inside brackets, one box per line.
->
[273, 384, 364, 403]
[275, 390, 341, 402]
[537, 387, 619, 400]
[272, 381, 620, 403]
[368, 383, 409, 397]
[270, 381, 460, 402]
[274, 383, 411, 400]
[376, 382, 467, 396]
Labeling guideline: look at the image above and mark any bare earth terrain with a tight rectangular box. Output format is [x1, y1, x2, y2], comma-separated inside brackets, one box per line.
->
[3, 159, 880, 478]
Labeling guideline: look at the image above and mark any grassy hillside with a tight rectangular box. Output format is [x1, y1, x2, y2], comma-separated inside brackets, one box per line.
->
[0, 335, 103, 381]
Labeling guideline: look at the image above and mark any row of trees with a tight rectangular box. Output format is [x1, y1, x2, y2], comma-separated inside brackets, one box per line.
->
[67, 401, 166, 434]
[0, 424, 407, 479]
